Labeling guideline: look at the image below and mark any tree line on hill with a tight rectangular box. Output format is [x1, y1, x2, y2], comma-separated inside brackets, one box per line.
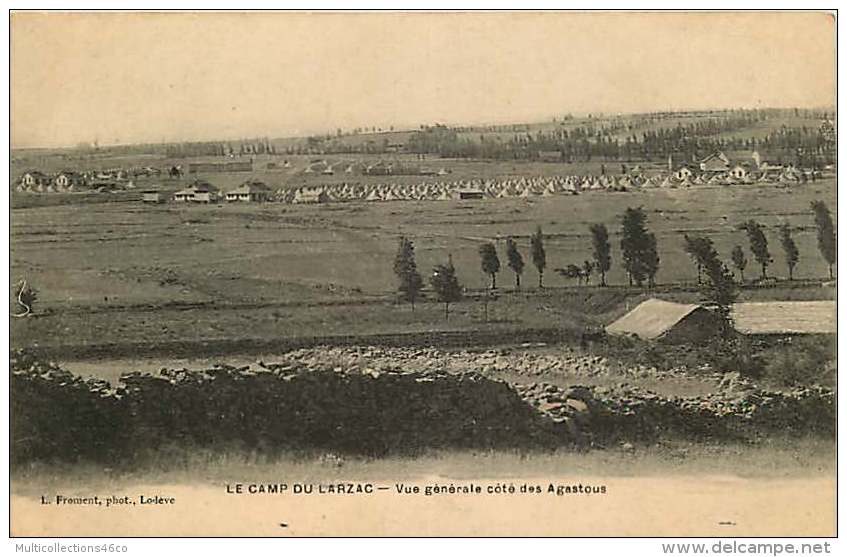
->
[55, 107, 832, 163]
[400, 109, 835, 166]
[392, 200, 836, 320]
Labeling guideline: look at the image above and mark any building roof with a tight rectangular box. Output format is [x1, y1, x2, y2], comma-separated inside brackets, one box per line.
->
[175, 185, 216, 196]
[227, 181, 270, 195]
[606, 298, 703, 340]
[731, 301, 835, 335]
[699, 151, 730, 164]
[176, 181, 218, 195]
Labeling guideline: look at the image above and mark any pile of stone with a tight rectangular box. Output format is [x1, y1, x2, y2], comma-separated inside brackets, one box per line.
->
[513, 383, 600, 442]
[516, 381, 836, 444]
[254, 345, 679, 380]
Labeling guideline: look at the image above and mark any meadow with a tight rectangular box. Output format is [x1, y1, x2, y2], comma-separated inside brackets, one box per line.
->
[10, 178, 836, 360]
[11, 180, 836, 299]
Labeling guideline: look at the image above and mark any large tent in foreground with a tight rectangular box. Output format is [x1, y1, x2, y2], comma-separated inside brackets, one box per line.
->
[605, 298, 724, 344]
[607, 299, 836, 343]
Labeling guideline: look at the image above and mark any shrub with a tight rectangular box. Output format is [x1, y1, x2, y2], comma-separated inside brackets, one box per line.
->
[761, 337, 836, 388]
[707, 338, 766, 378]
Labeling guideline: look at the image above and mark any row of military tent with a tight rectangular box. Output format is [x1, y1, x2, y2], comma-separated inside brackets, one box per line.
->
[274, 167, 813, 204]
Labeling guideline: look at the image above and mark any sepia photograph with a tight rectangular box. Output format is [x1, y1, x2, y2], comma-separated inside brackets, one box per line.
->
[7, 9, 838, 538]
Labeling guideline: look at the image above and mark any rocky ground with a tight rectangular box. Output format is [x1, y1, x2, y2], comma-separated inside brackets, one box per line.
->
[250, 344, 688, 380]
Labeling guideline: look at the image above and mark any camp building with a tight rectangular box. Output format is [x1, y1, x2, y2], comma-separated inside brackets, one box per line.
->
[141, 189, 164, 203]
[225, 181, 271, 202]
[455, 188, 485, 200]
[173, 181, 219, 203]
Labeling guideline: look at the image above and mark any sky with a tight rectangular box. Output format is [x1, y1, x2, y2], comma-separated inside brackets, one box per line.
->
[11, 11, 836, 148]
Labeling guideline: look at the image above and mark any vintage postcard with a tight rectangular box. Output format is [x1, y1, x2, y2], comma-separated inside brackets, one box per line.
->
[8, 10, 837, 537]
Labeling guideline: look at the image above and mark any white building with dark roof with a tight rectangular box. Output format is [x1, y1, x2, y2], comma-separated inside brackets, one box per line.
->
[173, 181, 219, 203]
[225, 181, 271, 202]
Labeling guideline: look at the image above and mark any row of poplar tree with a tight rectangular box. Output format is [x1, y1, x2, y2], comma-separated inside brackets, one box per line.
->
[392, 200, 836, 319]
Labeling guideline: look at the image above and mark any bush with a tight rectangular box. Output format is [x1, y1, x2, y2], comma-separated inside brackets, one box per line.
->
[764, 351, 817, 387]
[761, 338, 836, 388]
[593, 336, 732, 374]
[707, 338, 766, 379]
[593, 335, 835, 383]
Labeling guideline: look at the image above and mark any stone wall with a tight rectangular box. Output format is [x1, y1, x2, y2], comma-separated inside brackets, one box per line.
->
[10, 350, 834, 466]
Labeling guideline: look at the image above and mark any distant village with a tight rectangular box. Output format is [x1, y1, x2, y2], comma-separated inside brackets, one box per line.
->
[15, 149, 830, 205]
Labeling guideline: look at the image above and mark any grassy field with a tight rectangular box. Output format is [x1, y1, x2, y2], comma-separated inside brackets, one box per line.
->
[11, 180, 836, 299]
[11, 180, 836, 354]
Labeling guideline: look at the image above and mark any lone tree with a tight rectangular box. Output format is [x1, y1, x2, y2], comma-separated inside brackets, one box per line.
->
[683, 234, 714, 284]
[701, 249, 738, 338]
[11, 278, 37, 318]
[620, 207, 656, 287]
[505, 237, 525, 289]
[478, 242, 501, 289]
[430, 258, 463, 321]
[731, 245, 748, 282]
[530, 226, 547, 288]
[811, 200, 836, 279]
[589, 223, 611, 286]
[739, 220, 772, 279]
[685, 235, 737, 336]
[779, 223, 800, 280]
[393, 237, 424, 310]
